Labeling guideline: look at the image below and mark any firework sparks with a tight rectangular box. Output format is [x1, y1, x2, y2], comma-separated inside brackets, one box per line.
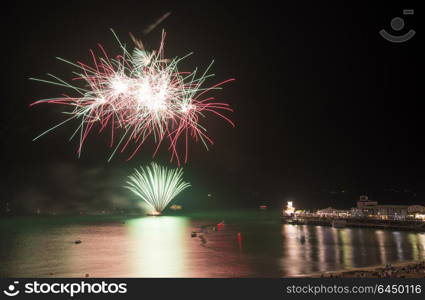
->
[125, 162, 190, 215]
[30, 29, 234, 164]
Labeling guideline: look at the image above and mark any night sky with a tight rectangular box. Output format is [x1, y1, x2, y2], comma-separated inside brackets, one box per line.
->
[1, 1, 421, 213]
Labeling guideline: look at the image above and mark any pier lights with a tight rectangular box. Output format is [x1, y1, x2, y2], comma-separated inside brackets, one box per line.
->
[284, 201, 295, 216]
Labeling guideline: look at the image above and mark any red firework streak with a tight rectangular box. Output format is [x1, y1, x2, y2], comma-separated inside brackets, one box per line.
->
[30, 30, 234, 165]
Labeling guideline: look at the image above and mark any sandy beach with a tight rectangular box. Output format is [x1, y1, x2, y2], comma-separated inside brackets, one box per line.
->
[304, 260, 425, 278]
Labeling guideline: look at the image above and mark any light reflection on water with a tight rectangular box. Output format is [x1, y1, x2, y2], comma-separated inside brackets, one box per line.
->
[0, 214, 425, 277]
[127, 217, 188, 277]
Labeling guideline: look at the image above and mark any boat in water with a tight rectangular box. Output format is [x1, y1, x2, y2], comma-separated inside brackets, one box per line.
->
[147, 212, 162, 216]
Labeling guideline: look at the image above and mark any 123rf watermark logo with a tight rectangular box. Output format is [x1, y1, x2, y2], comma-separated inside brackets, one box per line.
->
[3, 281, 127, 297]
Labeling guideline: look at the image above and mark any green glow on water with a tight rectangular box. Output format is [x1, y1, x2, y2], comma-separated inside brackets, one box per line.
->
[127, 216, 189, 277]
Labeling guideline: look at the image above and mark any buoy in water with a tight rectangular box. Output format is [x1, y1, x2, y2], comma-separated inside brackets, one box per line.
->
[199, 235, 207, 244]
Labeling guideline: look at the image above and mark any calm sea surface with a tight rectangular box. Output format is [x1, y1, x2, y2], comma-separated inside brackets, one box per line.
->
[1, 211, 425, 277]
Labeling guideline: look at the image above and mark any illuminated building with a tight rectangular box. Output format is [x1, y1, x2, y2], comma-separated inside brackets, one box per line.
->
[284, 201, 295, 216]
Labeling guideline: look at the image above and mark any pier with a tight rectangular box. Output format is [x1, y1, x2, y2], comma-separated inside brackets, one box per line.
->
[282, 216, 425, 231]
[282, 196, 425, 231]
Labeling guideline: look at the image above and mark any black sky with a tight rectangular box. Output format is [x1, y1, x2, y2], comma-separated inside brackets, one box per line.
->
[1, 1, 422, 212]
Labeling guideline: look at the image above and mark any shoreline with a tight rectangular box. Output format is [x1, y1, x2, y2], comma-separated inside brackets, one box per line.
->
[283, 217, 425, 232]
[294, 260, 425, 278]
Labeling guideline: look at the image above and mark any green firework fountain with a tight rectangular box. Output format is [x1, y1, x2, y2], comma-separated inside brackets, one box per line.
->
[125, 162, 190, 215]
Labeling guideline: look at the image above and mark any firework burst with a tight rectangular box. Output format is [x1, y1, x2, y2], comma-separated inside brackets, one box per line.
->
[125, 162, 190, 215]
[30, 30, 234, 164]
